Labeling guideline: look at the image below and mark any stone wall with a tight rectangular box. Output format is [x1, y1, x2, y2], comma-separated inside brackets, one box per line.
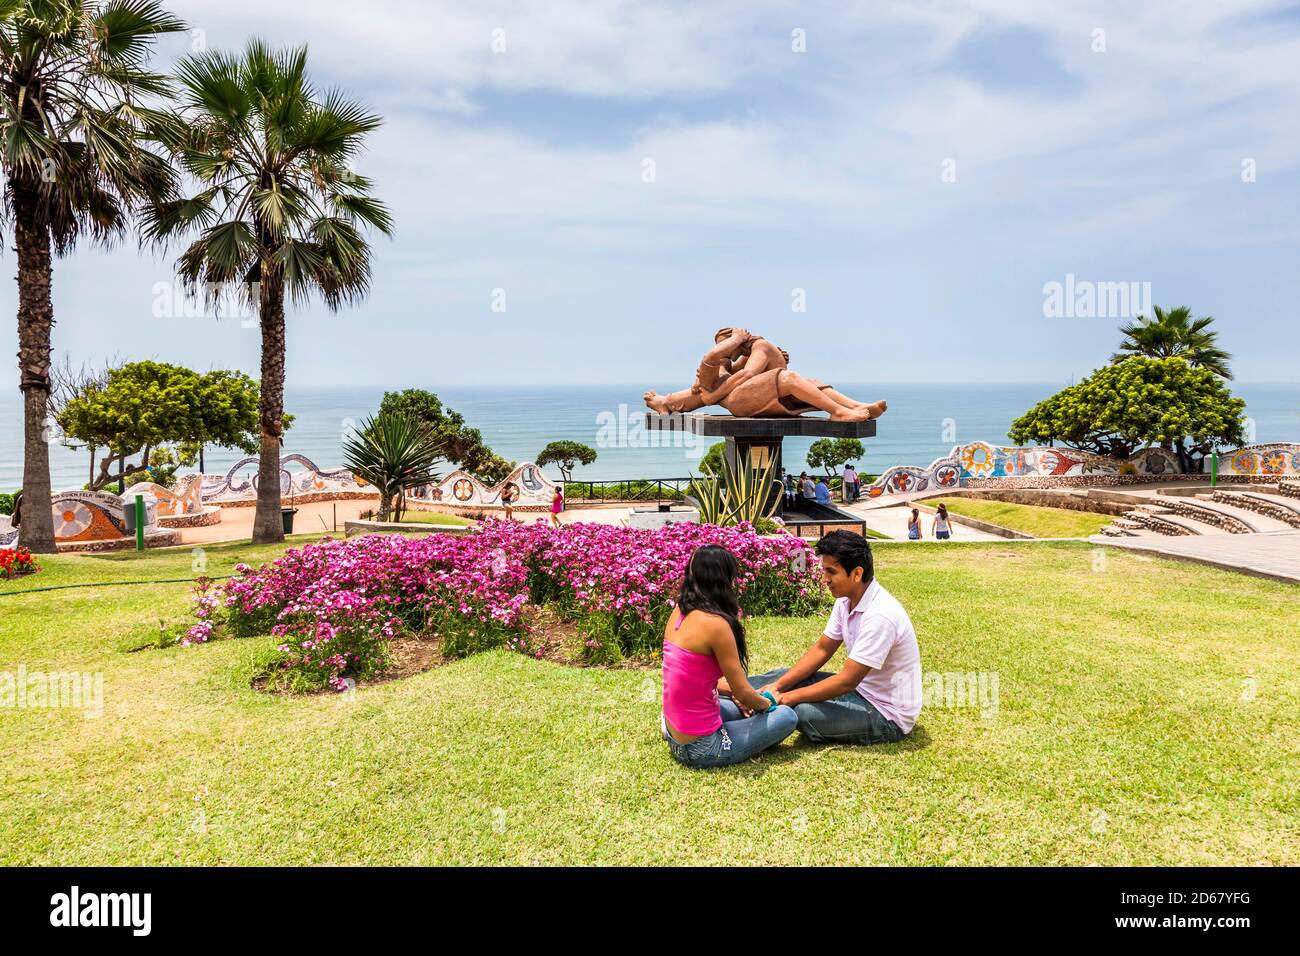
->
[1158, 498, 1252, 533]
[158, 507, 223, 529]
[1212, 491, 1300, 528]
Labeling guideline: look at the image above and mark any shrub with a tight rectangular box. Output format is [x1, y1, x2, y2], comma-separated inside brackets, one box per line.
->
[189, 521, 827, 689]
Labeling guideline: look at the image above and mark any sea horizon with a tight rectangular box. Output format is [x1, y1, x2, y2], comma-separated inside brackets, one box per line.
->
[4, 381, 1297, 492]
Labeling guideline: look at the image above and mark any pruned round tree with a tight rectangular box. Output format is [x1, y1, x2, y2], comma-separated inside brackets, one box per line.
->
[806, 438, 865, 478]
[56, 360, 263, 491]
[1009, 357, 1246, 473]
[536, 441, 597, 482]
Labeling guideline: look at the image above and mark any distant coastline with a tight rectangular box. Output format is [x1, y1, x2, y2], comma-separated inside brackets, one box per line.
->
[4, 382, 1297, 492]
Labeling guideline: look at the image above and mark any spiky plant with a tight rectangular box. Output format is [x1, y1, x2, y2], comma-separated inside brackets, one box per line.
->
[342, 411, 444, 522]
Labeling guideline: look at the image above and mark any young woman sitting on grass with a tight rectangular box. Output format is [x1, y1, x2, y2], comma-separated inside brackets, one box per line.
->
[661, 544, 798, 768]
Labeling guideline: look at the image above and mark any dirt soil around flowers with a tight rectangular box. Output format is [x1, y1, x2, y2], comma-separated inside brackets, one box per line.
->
[252, 602, 657, 695]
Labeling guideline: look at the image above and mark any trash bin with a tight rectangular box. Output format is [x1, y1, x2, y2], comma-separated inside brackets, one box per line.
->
[123, 495, 147, 532]
[281, 508, 298, 534]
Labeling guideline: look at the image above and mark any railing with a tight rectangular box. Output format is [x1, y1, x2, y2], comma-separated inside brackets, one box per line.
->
[559, 474, 881, 504]
[561, 478, 694, 503]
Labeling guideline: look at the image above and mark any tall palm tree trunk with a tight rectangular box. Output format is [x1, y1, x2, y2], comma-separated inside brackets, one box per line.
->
[252, 272, 287, 543]
[12, 183, 57, 553]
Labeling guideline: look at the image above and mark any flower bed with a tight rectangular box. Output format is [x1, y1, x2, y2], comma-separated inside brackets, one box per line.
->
[191, 521, 827, 690]
[0, 546, 39, 580]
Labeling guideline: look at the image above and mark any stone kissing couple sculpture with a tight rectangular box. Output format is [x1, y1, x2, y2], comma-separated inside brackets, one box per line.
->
[644, 327, 887, 422]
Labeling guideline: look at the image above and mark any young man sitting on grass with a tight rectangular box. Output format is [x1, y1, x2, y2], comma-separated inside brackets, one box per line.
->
[719, 530, 921, 744]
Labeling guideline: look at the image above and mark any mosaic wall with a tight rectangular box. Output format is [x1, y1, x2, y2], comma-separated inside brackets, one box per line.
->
[0, 490, 168, 548]
[865, 441, 1300, 498]
[127, 476, 204, 517]
[1217, 443, 1300, 478]
[200, 453, 368, 504]
[409, 463, 558, 509]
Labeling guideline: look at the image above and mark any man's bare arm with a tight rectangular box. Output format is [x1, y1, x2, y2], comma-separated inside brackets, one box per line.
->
[778, 659, 871, 706]
[757, 635, 839, 696]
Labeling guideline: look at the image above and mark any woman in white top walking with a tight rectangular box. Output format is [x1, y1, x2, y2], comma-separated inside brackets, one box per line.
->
[932, 503, 954, 540]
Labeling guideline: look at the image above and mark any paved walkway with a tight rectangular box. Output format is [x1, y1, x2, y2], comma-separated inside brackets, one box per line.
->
[840, 501, 1003, 541]
[1090, 530, 1300, 583]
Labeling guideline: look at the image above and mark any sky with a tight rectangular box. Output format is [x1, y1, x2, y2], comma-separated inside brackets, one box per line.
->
[3, 0, 1299, 390]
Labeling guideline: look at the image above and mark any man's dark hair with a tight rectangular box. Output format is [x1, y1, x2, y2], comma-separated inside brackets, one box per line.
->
[815, 530, 874, 583]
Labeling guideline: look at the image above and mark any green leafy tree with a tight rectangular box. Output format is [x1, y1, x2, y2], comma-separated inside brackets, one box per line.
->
[2, 0, 185, 551]
[699, 441, 726, 475]
[806, 438, 865, 478]
[56, 360, 262, 491]
[377, 388, 512, 483]
[1009, 357, 1246, 473]
[537, 440, 597, 482]
[1112, 305, 1233, 379]
[343, 411, 444, 522]
[145, 40, 393, 543]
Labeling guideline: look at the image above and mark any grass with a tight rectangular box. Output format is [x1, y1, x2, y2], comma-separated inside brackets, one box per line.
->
[2, 536, 1297, 865]
[928, 497, 1115, 538]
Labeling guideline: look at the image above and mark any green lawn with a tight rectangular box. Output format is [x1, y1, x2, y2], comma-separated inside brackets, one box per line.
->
[928, 497, 1115, 538]
[2, 537, 1297, 865]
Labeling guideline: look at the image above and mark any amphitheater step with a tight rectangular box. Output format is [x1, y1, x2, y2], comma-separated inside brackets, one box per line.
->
[1204, 491, 1300, 530]
[1211, 494, 1300, 530]
[1099, 525, 1138, 537]
[1121, 509, 1199, 536]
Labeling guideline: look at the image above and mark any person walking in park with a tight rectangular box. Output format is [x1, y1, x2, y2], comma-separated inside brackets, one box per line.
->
[908, 508, 923, 540]
[932, 503, 954, 540]
[719, 531, 921, 745]
[550, 486, 564, 528]
[661, 545, 798, 768]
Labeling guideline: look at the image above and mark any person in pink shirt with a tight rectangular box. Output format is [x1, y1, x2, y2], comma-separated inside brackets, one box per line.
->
[660, 545, 798, 768]
[719, 530, 921, 744]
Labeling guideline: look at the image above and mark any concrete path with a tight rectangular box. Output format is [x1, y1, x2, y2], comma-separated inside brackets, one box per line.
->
[841, 502, 1003, 541]
[1090, 530, 1300, 583]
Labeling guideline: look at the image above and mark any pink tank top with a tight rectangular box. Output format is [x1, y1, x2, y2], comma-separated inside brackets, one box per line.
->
[662, 612, 724, 737]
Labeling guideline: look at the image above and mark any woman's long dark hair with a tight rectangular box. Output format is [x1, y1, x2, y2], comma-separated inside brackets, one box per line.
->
[677, 544, 748, 670]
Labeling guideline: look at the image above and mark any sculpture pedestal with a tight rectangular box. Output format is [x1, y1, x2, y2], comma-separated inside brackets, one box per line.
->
[644, 413, 876, 531]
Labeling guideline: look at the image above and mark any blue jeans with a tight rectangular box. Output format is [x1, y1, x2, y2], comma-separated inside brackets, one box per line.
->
[662, 705, 798, 769]
[724, 668, 904, 745]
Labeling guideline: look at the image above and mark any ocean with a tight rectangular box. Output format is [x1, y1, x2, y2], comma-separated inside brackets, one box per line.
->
[3, 382, 1297, 491]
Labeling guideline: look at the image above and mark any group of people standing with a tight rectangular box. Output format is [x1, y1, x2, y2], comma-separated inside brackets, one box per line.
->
[783, 462, 864, 508]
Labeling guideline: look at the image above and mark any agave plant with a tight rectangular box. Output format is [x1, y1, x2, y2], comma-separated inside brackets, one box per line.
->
[343, 412, 445, 522]
[688, 448, 779, 528]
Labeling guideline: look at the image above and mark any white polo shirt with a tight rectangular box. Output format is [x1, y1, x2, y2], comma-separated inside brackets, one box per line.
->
[824, 579, 922, 733]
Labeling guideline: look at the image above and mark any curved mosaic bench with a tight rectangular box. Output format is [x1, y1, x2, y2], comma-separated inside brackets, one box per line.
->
[200, 453, 368, 504]
[408, 462, 558, 510]
[865, 441, 1299, 499]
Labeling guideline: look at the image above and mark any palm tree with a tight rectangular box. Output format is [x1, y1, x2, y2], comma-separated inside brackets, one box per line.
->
[1112, 305, 1233, 379]
[145, 40, 393, 543]
[1, 0, 184, 552]
[343, 411, 444, 522]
